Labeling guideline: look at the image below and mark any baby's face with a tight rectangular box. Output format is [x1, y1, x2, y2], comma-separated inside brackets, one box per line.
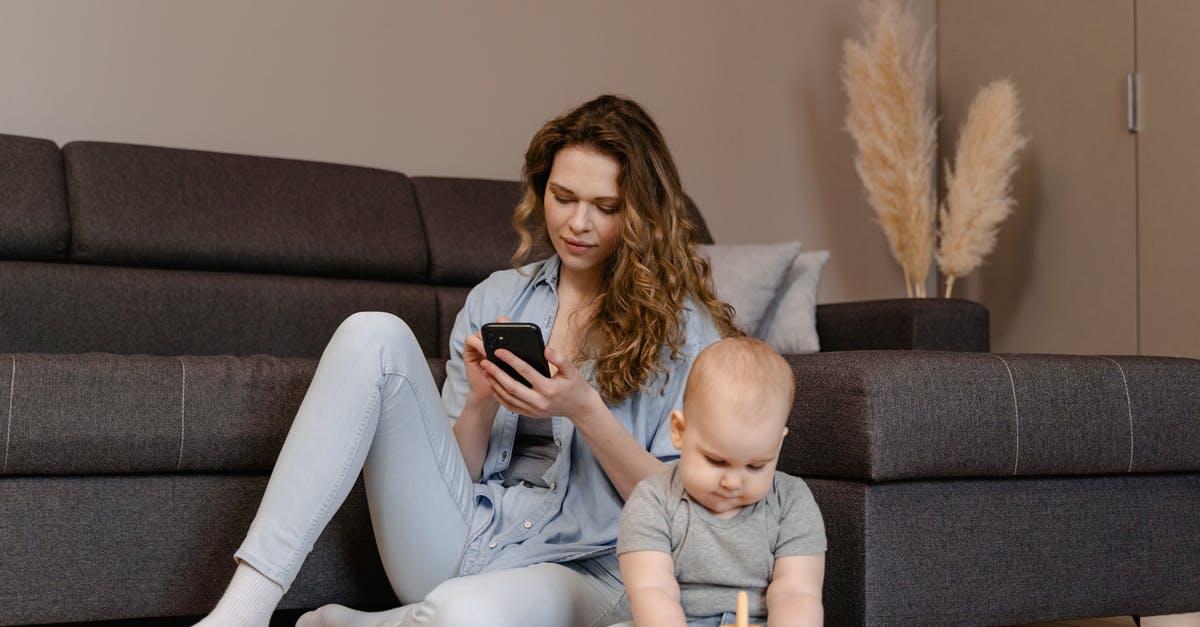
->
[670, 388, 789, 519]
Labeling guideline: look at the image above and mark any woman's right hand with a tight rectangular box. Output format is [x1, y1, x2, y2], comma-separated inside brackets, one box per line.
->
[456, 325, 503, 482]
[463, 329, 500, 411]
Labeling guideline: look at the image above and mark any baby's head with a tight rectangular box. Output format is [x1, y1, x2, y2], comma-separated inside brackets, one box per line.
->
[670, 337, 795, 518]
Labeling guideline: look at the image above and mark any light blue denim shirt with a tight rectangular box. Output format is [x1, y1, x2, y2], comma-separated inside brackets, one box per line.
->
[442, 255, 722, 577]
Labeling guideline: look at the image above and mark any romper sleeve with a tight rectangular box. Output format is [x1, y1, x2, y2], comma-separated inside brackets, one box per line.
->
[617, 469, 675, 556]
[774, 473, 828, 557]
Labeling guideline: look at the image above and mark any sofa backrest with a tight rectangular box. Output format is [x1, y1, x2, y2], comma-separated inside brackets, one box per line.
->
[0, 134, 69, 261]
[64, 141, 429, 281]
[0, 134, 712, 360]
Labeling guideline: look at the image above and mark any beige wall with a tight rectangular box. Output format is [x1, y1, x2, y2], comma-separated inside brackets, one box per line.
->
[939, 0, 1200, 358]
[0, 0, 936, 305]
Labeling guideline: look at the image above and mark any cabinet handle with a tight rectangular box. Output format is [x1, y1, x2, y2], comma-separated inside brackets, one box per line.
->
[1127, 72, 1139, 133]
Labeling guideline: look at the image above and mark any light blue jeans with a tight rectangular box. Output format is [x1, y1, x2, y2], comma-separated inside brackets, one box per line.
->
[608, 613, 765, 627]
[234, 312, 627, 626]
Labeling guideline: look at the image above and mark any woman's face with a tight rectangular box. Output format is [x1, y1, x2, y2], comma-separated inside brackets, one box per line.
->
[543, 145, 623, 286]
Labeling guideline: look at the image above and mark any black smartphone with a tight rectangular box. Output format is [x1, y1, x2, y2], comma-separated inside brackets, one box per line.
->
[481, 322, 552, 387]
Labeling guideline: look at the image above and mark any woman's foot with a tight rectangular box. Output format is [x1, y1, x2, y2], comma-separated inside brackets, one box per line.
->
[296, 603, 412, 627]
[194, 562, 284, 627]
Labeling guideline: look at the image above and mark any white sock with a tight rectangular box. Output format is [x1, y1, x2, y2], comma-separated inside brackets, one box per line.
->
[195, 562, 286, 627]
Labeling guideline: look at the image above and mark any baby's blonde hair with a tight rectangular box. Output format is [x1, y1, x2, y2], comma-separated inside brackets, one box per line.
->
[683, 337, 795, 422]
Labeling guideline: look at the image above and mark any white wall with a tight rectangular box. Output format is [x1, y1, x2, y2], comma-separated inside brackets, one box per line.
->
[0, 0, 936, 303]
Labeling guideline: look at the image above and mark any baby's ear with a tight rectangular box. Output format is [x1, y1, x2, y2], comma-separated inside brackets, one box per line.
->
[669, 410, 686, 449]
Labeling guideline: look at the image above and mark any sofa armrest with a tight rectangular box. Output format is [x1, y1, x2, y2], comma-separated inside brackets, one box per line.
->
[780, 351, 1200, 482]
[815, 298, 989, 352]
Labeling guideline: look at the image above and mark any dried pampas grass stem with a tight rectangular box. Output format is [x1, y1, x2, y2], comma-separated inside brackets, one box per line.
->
[937, 79, 1028, 298]
[842, 0, 938, 297]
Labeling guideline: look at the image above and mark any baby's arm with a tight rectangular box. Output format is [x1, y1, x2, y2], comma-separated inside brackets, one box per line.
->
[765, 553, 825, 627]
[619, 550, 687, 627]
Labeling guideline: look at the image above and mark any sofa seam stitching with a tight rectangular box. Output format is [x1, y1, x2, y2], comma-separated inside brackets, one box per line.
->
[991, 354, 1020, 475]
[177, 357, 186, 472]
[1106, 358, 1134, 473]
[3, 355, 14, 474]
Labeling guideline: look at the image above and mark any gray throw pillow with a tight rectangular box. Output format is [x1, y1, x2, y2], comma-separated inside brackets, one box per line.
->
[756, 250, 830, 354]
[697, 242, 802, 335]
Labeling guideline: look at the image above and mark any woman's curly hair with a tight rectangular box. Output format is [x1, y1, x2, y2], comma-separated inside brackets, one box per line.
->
[512, 95, 741, 403]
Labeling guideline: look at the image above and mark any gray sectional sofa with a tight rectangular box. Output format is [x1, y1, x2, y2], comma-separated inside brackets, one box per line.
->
[1, 133, 1196, 626]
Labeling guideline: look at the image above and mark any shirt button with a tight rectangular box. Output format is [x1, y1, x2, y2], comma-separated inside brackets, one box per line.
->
[488, 542, 497, 549]
[522, 520, 533, 529]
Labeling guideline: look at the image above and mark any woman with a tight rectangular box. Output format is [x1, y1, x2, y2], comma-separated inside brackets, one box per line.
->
[198, 94, 739, 627]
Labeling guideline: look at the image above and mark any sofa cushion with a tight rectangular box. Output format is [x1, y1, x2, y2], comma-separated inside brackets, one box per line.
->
[0, 353, 450, 476]
[0, 261, 439, 359]
[436, 286, 473, 359]
[63, 141, 428, 281]
[784, 351, 1200, 481]
[412, 176, 527, 286]
[0, 134, 69, 261]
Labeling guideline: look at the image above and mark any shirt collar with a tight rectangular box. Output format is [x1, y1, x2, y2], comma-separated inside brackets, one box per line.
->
[531, 254, 561, 291]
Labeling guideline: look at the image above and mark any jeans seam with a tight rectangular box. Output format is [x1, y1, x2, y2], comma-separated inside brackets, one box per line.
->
[393, 366, 472, 527]
[587, 588, 628, 627]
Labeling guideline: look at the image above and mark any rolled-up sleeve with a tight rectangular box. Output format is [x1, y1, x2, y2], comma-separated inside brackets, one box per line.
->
[617, 470, 674, 556]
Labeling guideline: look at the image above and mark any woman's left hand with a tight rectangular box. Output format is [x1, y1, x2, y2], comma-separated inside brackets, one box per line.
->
[482, 346, 604, 422]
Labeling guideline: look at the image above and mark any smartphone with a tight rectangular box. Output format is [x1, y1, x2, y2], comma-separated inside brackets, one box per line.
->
[481, 322, 552, 388]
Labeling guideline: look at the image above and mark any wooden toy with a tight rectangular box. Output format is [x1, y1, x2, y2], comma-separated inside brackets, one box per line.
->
[718, 590, 762, 627]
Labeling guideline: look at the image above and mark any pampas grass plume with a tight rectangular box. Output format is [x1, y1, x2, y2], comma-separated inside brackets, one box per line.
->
[842, 0, 938, 297]
[937, 79, 1028, 298]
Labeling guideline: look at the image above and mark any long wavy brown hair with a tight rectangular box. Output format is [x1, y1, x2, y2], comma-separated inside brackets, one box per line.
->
[512, 95, 740, 403]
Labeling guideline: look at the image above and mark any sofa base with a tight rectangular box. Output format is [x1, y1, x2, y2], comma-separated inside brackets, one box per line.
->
[0, 474, 397, 626]
[809, 473, 1200, 626]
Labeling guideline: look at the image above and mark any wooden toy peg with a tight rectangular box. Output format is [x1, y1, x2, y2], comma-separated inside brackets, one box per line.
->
[718, 590, 761, 627]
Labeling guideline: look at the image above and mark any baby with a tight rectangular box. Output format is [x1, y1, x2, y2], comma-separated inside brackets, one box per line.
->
[617, 337, 826, 627]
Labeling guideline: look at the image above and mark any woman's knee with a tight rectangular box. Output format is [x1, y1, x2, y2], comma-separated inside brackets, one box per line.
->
[330, 311, 419, 354]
